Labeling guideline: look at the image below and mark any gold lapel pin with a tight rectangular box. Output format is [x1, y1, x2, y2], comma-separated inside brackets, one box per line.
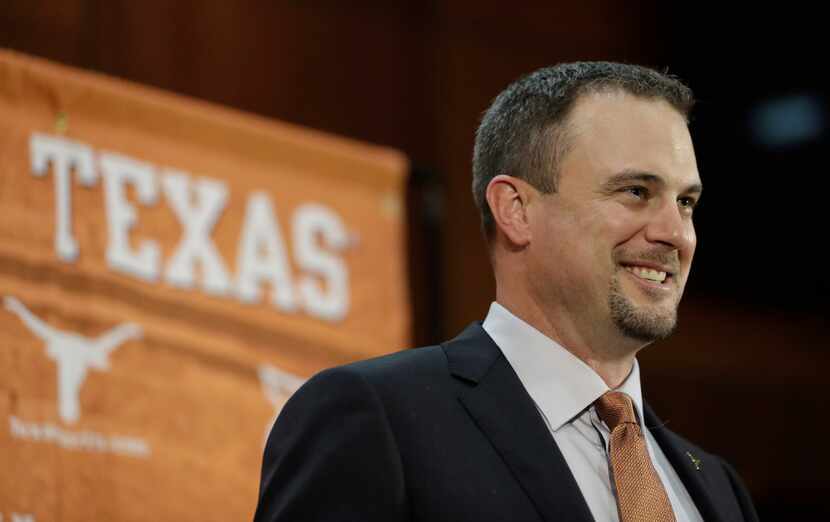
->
[685, 451, 702, 471]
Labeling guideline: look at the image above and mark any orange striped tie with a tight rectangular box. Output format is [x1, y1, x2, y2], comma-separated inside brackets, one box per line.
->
[595, 391, 676, 522]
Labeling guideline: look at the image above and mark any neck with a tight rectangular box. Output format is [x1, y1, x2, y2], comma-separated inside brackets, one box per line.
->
[495, 286, 642, 389]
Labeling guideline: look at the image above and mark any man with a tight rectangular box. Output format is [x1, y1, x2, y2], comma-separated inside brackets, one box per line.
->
[254, 62, 759, 522]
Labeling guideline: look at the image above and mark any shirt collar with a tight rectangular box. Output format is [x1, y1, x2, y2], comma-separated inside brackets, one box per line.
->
[482, 301, 645, 430]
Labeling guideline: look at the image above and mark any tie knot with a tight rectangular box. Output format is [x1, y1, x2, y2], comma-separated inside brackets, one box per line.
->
[595, 391, 637, 431]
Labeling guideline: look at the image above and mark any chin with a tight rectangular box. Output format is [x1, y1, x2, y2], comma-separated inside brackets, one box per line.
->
[608, 281, 679, 342]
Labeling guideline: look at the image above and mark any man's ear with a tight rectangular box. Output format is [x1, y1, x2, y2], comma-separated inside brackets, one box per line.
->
[485, 175, 533, 247]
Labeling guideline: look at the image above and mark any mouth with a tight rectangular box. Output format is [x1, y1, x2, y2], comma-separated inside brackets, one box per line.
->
[619, 263, 676, 290]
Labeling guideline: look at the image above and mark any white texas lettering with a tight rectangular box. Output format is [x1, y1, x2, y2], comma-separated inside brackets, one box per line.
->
[235, 192, 297, 312]
[162, 171, 231, 295]
[100, 152, 161, 281]
[30, 133, 97, 262]
[27, 133, 352, 322]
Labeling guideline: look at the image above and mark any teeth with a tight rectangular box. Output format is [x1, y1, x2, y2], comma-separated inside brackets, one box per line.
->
[624, 265, 667, 283]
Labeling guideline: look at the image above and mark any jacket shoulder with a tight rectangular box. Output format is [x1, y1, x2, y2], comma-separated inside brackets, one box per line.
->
[342, 344, 449, 380]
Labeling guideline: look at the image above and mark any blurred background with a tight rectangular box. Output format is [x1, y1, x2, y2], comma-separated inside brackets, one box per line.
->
[2, 1, 827, 518]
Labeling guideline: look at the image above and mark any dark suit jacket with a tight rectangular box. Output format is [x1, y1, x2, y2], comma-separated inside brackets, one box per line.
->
[254, 323, 759, 521]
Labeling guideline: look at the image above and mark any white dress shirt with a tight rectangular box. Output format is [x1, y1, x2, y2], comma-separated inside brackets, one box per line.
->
[482, 302, 703, 522]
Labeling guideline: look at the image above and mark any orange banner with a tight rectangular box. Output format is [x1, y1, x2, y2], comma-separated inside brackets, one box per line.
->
[0, 49, 409, 522]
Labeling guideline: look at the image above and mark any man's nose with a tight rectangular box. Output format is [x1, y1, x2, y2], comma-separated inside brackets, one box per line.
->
[643, 198, 695, 253]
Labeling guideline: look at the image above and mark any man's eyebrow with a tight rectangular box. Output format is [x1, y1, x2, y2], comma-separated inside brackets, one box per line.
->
[601, 169, 703, 195]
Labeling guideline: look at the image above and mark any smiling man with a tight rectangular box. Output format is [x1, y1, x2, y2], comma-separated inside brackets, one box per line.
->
[254, 62, 759, 522]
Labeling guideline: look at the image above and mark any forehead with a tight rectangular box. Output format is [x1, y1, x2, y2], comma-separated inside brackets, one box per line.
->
[560, 91, 700, 188]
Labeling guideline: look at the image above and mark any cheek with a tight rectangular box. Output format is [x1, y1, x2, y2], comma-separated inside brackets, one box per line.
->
[585, 206, 642, 249]
[532, 219, 589, 278]
[565, 214, 624, 281]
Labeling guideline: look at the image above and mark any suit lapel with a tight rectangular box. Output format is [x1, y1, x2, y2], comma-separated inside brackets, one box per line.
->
[444, 323, 594, 522]
[644, 403, 727, 522]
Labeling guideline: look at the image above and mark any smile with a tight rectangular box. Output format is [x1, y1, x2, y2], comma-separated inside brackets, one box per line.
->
[623, 265, 667, 283]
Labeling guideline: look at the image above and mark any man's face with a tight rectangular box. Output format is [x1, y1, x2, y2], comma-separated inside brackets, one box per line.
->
[526, 91, 701, 346]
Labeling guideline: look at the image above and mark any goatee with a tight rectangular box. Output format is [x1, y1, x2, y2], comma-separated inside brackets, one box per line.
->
[608, 276, 678, 342]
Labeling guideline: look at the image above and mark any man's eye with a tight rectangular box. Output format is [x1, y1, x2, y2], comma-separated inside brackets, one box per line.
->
[678, 196, 698, 209]
[624, 186, 648, 198]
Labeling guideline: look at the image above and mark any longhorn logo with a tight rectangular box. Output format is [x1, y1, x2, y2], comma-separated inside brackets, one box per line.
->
[4, 296, 141, 424]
